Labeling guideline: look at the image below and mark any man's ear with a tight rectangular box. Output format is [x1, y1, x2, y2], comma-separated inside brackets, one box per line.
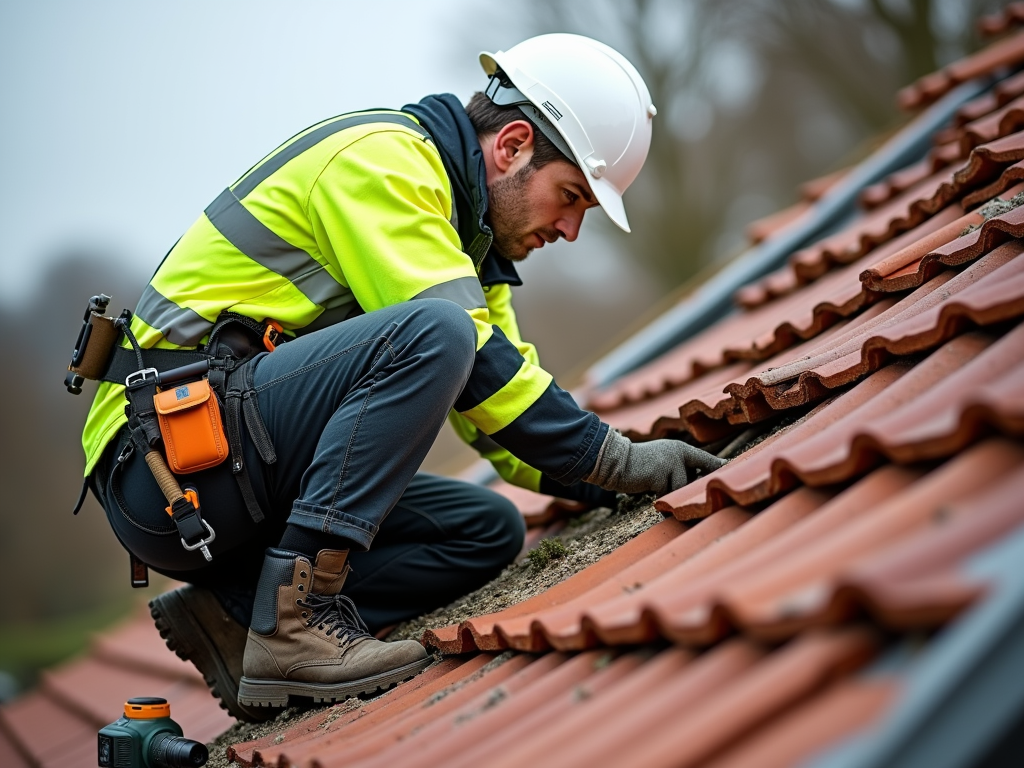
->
[492, 120, 535, 173]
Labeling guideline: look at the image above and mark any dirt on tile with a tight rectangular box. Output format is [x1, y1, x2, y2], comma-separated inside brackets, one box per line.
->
[386, 494, 662, 642]
[205, 705, 320, 768]
[203, 651, 521, 765]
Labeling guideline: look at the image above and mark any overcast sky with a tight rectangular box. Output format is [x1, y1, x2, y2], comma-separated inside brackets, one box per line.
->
[0, 0, 561, 305]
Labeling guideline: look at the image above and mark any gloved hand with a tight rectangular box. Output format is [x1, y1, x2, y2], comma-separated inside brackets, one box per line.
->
[584, 429, 727, 495]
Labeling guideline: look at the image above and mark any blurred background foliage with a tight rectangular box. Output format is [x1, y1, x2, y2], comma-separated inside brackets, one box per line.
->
[0, 0, 1005, 696]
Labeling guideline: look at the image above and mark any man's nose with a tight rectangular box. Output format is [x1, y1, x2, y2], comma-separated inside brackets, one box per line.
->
[556, 211, 584, 242]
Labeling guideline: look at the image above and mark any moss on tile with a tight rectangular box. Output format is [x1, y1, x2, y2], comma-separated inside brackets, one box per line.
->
[386, 496, 663, 643]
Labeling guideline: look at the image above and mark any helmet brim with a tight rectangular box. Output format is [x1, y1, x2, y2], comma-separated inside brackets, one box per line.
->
[590, 178, 630, 233]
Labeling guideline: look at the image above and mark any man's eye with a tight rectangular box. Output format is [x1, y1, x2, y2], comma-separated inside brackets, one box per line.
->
[564, 190, 579, 204]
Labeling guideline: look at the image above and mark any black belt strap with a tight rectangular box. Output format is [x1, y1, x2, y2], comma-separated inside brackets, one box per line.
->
[103, 345, 209, 385]
[222, 363, 273, 524]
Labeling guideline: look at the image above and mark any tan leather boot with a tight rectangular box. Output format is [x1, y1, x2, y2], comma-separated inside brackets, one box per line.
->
[237, 548, 431, 709]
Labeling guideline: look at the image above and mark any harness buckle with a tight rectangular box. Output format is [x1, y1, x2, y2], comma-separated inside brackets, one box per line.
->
[263, 320, 283, 352]
[125, 367, 159, 388]
[165, 488, 216, 562]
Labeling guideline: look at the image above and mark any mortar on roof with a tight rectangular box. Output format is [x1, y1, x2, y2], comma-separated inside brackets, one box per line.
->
[386, 498, 663, 643]
[961, 190, 1024, 235]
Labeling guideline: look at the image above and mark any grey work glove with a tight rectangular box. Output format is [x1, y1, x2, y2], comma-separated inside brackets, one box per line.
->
[584, 429, 727, 495]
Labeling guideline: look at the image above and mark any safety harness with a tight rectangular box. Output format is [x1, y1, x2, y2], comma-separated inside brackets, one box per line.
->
[67, 297, 281, 585]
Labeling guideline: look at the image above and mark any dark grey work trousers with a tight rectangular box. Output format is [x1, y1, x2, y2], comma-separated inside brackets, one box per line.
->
[96, 300, 526, 633]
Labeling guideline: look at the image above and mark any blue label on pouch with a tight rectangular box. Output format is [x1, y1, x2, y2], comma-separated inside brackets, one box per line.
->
[175, 385, 190, 400]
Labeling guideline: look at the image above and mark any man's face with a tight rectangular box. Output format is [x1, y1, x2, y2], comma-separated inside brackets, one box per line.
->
[488, 159, 598, 262]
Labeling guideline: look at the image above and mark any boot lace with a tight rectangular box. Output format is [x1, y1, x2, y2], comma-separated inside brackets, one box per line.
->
[298, 593, 372, 641]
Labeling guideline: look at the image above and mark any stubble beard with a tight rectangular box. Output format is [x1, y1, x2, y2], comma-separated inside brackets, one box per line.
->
[487, 165, 536, 262]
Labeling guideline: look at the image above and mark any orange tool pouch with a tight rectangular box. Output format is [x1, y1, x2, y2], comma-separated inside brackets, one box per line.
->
[153, 379, 229, 474]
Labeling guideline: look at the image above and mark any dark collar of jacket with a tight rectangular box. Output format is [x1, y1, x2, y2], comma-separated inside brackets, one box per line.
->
[403, 93, 522, 288]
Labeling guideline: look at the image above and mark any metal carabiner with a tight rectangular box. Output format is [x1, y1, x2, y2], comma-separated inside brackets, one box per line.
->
[180, 520, 216, 562]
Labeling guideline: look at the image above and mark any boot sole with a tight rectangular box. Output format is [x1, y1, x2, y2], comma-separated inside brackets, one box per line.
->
[150, 589, 272, 723]
[237, 656, 434, 708]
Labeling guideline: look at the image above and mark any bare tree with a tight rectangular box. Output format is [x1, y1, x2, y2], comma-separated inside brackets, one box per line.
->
[524, 0, 1007, 288]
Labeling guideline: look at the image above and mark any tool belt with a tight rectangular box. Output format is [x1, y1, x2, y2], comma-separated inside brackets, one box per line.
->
[67, 296, 283, 584]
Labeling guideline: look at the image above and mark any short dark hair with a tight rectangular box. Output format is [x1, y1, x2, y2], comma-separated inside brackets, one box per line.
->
[465, 91, 568, 170]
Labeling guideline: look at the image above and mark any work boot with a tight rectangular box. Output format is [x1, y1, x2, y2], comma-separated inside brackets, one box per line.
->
[237, 548, 431, 709]
[150, 585, 271, 722]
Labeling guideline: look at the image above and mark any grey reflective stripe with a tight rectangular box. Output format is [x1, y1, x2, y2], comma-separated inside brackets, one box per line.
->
[232, 113, 429, 200]
[135, 285, 213, 347]
[205, 188, 346, 306]
[470, 432, 503, 454]
[292, 298, 364, 336]
[410, 276, 487, 310]
[204, 112, 429, 311]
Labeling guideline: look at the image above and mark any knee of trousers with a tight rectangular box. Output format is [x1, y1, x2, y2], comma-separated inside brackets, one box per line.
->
[402, 298, 477, 383]
[470, 492, 527, 569]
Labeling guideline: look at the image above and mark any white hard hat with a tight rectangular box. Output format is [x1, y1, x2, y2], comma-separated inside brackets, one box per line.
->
[480, 33, 656, 233]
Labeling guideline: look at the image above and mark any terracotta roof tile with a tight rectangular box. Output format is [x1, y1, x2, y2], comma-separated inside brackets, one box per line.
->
[425, 517, 686, 654]
[860, 156, 942, 211]
[259, 654, 534, 768]
[744, 168, 850, 246]
[978, 2, 1024, 37]
[962, 157, 1024, 207]
[0, 728, 32, 768]
[745, 200, 811, 245]
[949, 128, 1024, 189]
[737, 204, 962, 309]
[716, 440, 1023, 640]
[233, 655, 489, 766]
[0, 689, 95, 767]
[898, 31, 1024, 111]
[704, 677, 900, 768]
[0, 611, 233, 767]
[486, 478, 587, 528]
[952, 94, 1024, 154]
[842, 463, 1024, 628]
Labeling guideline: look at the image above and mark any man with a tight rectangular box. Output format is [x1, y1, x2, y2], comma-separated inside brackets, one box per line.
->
[82, 34, 725, 720]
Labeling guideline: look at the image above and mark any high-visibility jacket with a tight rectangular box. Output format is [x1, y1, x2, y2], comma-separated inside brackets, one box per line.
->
[82, 94, 608, 498]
